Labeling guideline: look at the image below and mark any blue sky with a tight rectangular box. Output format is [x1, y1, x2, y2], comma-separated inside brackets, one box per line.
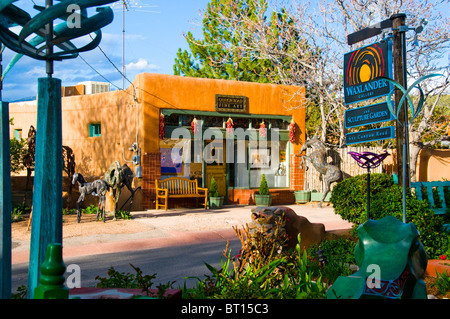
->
[1, 0, 211, 101]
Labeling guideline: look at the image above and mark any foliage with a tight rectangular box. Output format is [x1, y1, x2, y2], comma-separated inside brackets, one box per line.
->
[182, 215, 328, 299]
[115, 210, 132, 220]
[95, 264, 175, 298]
[259, 174, 269, 195]
[9, 137, 27, 174]
[11, 285, 27, 299]
[331, 173, 449, 258]
[173, 0, 308, 84]
[330, 173, 395, 225]
[433, 270, 450, 295]
[12, 201, 31, 222]
[308, 237, 357, 285]
[209, 176, 220, 197]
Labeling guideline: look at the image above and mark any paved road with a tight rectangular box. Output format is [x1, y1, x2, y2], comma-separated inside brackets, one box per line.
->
[11, 238, 242, 294]
[11, 204, 352, 295]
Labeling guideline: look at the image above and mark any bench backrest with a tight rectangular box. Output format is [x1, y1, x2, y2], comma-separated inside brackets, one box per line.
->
[156, 177, 199, 195]
[411, 181, 450, 210]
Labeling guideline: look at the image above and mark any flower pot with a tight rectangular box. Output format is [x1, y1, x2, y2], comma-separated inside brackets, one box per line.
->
[209, 196, 224, 209]
[255, 194, 272, 206]
[294, 190, 311, 204]
[310, 192, 331, 202]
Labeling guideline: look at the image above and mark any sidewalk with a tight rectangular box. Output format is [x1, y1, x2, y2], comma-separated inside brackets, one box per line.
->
[11, 203, 353, 265]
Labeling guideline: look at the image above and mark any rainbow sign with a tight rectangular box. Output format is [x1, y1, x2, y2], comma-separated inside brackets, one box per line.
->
[343, 41, 393, 105]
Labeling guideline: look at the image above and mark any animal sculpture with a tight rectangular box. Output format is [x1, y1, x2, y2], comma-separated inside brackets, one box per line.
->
[72, 173, 109, 223]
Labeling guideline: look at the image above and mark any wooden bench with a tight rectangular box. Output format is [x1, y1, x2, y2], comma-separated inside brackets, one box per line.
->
[410, 181, 450, 215]
[155, 177, 208, 211]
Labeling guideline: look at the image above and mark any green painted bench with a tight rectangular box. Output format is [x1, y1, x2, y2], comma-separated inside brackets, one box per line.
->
[411, 181, 449, 233]
[326, 215, 428, 299]
[410, 181, 450, 215]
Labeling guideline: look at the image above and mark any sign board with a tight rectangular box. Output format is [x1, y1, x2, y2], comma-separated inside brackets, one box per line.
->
[345, 101, 395, 129]
[346, 126, 395, 145]
[347, 18, 393, 45]
[343, 41, 393, 105]
[215, 94, 247, 113]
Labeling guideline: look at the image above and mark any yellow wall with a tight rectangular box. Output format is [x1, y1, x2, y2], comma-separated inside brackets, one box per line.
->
[417, 148, 450, 182]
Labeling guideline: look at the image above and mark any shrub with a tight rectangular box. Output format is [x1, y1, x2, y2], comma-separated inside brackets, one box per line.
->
[330, 173, 394, 225]
[331, 173, 448, 259]
[209, 176, 220, 197]
[259, 174, 269, 195]
[369, 184, 448, 259]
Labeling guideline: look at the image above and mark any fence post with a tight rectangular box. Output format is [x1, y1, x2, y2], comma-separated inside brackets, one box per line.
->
[0, 101, 11, 299]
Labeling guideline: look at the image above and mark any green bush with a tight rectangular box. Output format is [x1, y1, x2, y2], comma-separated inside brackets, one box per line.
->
[369, 184, 448, 259]
[330, 173, 394, 225]
[259, 174, 269, 195]
[331, 173, 448, 259]
[209, 176, 220, 197]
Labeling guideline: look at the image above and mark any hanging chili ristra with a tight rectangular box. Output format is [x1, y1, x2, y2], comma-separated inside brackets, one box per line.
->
[259, 121, 266, 138]
[191, 117, 199, 135]
[226, 117, 234, 135]
[289, 119, 295, 143]
[159, 114, 165, 140]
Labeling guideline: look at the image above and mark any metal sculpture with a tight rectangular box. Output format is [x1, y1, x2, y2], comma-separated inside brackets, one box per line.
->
[104, 161, 135, 217]
[72, 173, 109, 223]
[327, 215, 428, 299]
[299, 137, 342, 207]
[0, 0, 116, 73]
[348, 151, 389, 220]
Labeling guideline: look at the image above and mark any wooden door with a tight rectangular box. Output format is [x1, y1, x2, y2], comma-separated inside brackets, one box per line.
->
[205, 140, 227, 197]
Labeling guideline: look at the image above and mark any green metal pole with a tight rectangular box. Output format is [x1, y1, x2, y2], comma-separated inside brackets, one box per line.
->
[27, 77, 63, 299]
[0, 101, 12, 299]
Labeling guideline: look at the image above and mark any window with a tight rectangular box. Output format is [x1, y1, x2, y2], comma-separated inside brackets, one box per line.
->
[14, 129, 22, 140]
[89, 123, 101, 137]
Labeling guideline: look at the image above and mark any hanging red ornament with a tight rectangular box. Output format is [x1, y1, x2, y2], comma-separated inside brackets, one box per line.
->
[259, 121, 266, 138]
[289, 119, 295, 143]
[159, 114, 165, 140]
[226, 117, 234, 135]
[191, 117, 199, 135]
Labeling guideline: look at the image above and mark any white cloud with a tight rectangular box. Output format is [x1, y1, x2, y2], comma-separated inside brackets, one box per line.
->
[126, 58, 160, 72]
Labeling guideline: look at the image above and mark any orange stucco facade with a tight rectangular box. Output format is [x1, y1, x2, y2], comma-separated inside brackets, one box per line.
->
[9, 73, 307, 210]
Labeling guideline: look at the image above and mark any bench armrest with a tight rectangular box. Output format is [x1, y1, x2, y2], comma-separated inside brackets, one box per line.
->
[197, 187, 208, 195]
[156, 188, 168, 196]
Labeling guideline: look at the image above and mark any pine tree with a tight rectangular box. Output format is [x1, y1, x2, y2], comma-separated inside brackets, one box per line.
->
[173, 0, 307, 84]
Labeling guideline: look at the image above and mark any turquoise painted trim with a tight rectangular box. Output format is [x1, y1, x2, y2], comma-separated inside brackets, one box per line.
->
[1, 102, 12, 299]
[28, 78, 63, 299]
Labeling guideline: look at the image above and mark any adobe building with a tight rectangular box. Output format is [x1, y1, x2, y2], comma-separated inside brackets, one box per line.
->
[9, 73, 307, 210]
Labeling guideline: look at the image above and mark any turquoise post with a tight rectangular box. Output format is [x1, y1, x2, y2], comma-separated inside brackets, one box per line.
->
[0, 101, 12, 299]
[27, 78, 63, 299]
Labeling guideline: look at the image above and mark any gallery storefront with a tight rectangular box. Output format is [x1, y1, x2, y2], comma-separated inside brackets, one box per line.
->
[136, 73, 306, 209]
[9, 73, 306, 210]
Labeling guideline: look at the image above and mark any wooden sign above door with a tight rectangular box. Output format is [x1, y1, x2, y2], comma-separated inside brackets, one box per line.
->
[215, 94, 248, 113]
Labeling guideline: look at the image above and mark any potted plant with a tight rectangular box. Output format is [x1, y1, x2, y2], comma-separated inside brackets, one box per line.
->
[255, 174, 272, 206]
[208, 176, 223, 209]
[294, 190, 311, 204]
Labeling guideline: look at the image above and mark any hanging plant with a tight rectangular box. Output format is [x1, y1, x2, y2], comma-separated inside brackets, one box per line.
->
[289, 119, 295, 143]
[226, 117, 234, 135]
[259, 121, 266, 138]
[159, 114, 165, 140]
[191, 117, 199, 135]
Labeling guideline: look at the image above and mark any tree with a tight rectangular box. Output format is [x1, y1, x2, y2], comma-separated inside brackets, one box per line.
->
[308, 0, 450, 180]
[174, 0, 318, 86]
